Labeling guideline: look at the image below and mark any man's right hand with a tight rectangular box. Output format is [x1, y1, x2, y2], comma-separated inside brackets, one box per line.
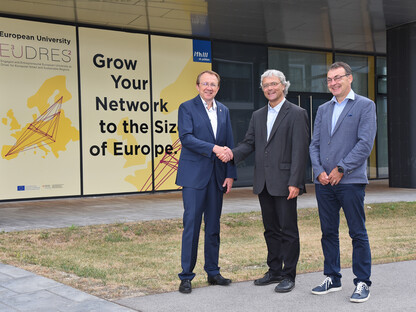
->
[215, 146, 233, 163]
[213, 145, 225, 155]
[317, 172, 330, 185]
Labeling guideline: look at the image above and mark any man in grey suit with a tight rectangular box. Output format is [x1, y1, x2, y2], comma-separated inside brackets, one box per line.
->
[219, 69, 309, 293]
[309, 62, 377, 303]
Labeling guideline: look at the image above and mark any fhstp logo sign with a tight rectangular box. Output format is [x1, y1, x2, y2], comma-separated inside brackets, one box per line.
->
[193, 40, 211, 63]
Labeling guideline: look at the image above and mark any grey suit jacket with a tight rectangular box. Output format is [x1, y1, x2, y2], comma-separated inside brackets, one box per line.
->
[233, 100, 310, 196]
[309, 93, 377, 184]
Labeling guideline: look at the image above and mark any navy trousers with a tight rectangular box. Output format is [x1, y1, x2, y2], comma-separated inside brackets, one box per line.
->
[315, 183, 372, 286]
[179, 171, 223, 281]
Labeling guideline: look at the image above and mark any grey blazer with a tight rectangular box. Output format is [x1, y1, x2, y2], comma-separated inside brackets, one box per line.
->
[233, 100, 310, 196]
[309, 93, 377, 184]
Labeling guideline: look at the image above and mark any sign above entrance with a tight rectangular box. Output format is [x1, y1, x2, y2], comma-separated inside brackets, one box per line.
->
[193, 39, 211, 63]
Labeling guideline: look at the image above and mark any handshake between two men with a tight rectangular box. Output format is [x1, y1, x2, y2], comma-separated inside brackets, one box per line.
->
[213, 145, 234, 163]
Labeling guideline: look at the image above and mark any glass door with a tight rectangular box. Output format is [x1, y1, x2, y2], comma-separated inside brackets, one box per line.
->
[286, 92, 332, 182]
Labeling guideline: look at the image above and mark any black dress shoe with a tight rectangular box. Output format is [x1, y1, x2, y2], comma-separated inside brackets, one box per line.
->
[179, 279, 192, 294]
[275, 279, 295, 293]
[207, 274, 231, 286]
[254, 271, 284, 286]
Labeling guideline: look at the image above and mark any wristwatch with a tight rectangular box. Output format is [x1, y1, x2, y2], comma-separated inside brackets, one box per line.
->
[337, 166, 344, 174]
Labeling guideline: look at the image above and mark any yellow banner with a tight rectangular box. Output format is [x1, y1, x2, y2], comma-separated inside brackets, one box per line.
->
[0, 17, 80, 200]
[150, 36, 211, 191]
[79, 28, 152, 195]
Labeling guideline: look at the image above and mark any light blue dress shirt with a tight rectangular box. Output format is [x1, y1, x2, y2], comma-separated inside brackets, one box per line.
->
[331, 90, 355, 135]
[267, 98, 285, 140]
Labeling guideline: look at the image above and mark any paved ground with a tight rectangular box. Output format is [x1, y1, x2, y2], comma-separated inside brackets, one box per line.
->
[0, 263, 134, 312]
[0, 179, 415, 311]
[117, 260, 416, 312]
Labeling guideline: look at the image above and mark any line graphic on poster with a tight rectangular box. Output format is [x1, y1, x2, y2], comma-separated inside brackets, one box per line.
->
[5, 96, 63, 157]
[140, 138, 181, 191]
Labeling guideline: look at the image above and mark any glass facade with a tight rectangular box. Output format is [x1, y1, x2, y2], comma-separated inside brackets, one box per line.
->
[376, 57, 388, 178]
[268, 48, 333, 181]
[268, 49, 330, 93]
[212, 44, 388, 186]
[212, 41, 267, 187]
[334, 54, 370, 97]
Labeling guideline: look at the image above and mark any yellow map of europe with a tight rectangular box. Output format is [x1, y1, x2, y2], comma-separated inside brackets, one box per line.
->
[1, 75, 79, 160]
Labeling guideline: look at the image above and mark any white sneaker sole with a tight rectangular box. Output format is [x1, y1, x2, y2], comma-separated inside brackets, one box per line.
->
[350, 292, 370, 303]
[311, 286, 342, 295]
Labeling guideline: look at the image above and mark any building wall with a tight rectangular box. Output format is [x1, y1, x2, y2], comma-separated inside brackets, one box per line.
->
[0, 15, 389, 201]
[387, 22, 416, 188]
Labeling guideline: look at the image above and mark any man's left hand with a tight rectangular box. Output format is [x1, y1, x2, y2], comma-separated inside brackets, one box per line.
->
[328, 167, 344, 185]
[222, 178, 234, 194]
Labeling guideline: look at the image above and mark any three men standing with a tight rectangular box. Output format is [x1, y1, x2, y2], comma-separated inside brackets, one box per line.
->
[177, 62, 376, 303]
[309, 62, 377, 303]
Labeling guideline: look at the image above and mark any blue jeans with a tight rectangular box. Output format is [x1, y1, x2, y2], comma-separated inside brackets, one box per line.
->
[315, 183, 372, 286]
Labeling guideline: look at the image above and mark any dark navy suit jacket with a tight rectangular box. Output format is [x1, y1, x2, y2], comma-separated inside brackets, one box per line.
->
[176, 95, 237, 190]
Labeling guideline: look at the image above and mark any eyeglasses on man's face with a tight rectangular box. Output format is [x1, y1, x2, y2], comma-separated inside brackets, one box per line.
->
[261, 81, 281, 89]
[199, 82, 218, 88]
[326, 74, 350, 84]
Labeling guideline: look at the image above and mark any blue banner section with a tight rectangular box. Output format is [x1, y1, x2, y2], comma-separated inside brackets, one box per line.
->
[193, 40, 211, 63]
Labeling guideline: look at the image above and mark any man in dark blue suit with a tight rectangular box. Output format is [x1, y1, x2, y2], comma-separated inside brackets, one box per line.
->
[310, 62, 377, 303]
[176, 70, 237, 294]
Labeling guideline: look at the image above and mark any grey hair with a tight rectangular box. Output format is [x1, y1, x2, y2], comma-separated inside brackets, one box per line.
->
[260, 69, 290, 96]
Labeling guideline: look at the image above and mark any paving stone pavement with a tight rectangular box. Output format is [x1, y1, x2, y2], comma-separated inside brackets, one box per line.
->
[0, 263, 135, 312]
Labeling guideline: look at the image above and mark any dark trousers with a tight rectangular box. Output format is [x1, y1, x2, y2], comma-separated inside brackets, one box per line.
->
[315, 183, 372, 286]
[179, 171, 223, 281]
[258, 187, 299, 281]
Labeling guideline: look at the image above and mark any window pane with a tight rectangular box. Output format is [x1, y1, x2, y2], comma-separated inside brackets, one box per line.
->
[212, 41, 268, 187]
[376, 56, 388, 178]
[268, 48, 329, 93]
[334, 54, 369, 97]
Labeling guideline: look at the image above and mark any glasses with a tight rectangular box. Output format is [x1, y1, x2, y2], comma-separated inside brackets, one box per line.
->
[199, 82, 218, 88]
[326, 74, 350, 84]
[261, 81, 281, 89]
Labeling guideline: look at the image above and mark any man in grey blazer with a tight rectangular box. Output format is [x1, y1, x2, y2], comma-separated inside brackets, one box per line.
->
[219, 69, 309, 293]
[309, 62, 377, 303]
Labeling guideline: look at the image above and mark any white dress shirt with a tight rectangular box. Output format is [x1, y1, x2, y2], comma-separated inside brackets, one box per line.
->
[201, 96, 218, 139]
